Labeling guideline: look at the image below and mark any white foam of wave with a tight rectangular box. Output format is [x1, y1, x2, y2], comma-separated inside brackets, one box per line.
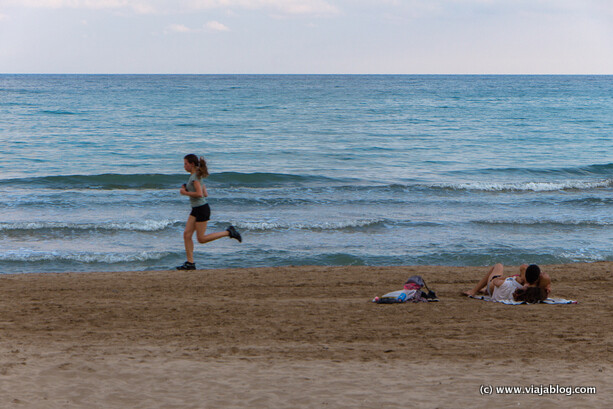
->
[445, 179, 612, 192]
[104, 220, 180, 231]
[475, 218, 613, 226]
[0, 249, 169, 263]
[0, 219, 179, 232]
[559, 249, 608, 262]
[235, 218, 386, 231]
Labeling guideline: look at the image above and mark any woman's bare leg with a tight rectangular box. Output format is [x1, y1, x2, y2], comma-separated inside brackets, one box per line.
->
[183, 216, 197, 263]
[195, 221, 230, 244]
[463, 263, 504, 296]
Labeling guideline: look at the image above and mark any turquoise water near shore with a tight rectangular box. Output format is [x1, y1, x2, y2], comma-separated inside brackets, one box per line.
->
[1, 75, 612, 273]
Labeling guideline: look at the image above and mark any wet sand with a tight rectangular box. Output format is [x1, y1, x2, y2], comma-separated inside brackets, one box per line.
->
[1, 262, 611, 408]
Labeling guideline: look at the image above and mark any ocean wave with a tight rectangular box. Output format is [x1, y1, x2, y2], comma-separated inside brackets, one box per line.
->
[579, 163, 613, 175]
[439, 179, 613, 192]
[0, 172, 348, 190]
[558, 249, 609, 262]
[2, 246, 609, 274]
[210, 172, 348, 187]
[2, 172, 611, 198]
[0, 174, 185, 190]
[452, 162, 613, 177]
[561, 197, 613, 206]
[175, 123, 205, 128]
[0, 219, 181, 233]
[329, 179, 613, 194]
[0, 250, 171, 264]
[0, 192, 179, 209]
[234, 219, 389, 232]
[40, 109, 80, 115]
[228, 248, 613, 268]
[472, 219, 613, 227]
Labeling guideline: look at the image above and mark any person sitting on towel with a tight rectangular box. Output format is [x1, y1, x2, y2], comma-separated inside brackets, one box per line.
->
[463, 263, 551, 302]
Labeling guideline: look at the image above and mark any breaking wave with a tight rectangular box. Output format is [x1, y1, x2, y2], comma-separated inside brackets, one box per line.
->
[0, 219, 181, 233]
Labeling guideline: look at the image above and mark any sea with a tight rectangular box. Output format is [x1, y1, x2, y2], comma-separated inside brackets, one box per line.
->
[1, 74, 612, 274]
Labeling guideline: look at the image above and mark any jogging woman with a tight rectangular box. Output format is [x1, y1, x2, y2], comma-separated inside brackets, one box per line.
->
[177, 154, 241, 270]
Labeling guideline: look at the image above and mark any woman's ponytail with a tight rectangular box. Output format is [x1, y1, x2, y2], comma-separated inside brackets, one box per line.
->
[197, 156, 209, 178]
[184, 154, 209, 179]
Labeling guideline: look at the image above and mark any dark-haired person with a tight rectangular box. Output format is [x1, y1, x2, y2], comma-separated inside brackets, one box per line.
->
[176, 154, 242, 271]
[521, 264, 551, 296]
[512, 286, 547, 303]
[462, 263, 551, 301]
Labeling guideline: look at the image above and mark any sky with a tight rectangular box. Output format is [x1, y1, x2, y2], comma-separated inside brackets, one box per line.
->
[0, 0, 612, 74]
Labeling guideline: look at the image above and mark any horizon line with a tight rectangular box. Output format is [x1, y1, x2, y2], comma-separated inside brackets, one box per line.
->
[2, 73, 612, 76]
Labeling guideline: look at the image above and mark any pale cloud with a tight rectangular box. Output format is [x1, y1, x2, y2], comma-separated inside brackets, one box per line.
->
[0, 0, 340, 16]
[450, 0, 612, 16]
[2, 0, 611, 19]
[2, 0, 611, 74]
[165, 21, 230, 34]
[185, 1, 339, 16]
[0, 0, 159, 13]
[2, 1, 123, 8]
[369, 0, 613, 24]
[205, 20, 229, 31]
[166, 23, 193, 33]
[360, 0, 613, 15]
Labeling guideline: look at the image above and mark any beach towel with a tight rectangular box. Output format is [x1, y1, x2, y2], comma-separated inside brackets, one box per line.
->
[373, 274, 439, 303]
[372, 289, 439, 303]
[373, 275, 439, 303]
[468, 295, 577, 305]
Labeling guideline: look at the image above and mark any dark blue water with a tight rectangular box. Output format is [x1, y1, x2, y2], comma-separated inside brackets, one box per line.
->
[1, 75, 612, 273]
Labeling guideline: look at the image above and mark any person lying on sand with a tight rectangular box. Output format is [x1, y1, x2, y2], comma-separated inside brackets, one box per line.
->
[463, 263, 551, 302]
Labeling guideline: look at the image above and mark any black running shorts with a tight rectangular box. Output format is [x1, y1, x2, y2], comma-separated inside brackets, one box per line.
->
[190, 204, 211, 222]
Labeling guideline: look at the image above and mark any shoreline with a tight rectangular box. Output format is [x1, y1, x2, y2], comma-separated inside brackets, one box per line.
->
[4, 259, 613, 276]
[1, 262, 611, 407]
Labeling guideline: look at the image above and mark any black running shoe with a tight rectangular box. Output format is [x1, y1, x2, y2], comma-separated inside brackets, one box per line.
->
[176, 261, 196, 270]
[226, 225, 242, 243]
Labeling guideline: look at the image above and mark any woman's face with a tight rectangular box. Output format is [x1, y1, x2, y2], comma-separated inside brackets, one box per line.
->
[184, 159, 193, 173]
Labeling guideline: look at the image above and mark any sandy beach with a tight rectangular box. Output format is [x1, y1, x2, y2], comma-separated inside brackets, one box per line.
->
[0, 262, 611, 408]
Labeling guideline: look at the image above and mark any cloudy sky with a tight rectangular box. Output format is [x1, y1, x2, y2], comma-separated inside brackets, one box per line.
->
[0, 0, 612, 74]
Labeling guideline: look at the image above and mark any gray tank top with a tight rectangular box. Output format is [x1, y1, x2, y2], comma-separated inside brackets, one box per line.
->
[187, 173, 207, 208]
